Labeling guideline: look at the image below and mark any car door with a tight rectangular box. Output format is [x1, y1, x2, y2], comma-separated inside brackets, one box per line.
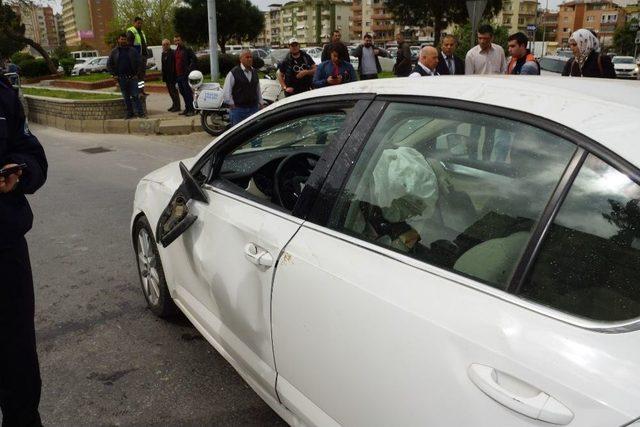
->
[272, 99, 640, 426]
[156, 96, 371, 399]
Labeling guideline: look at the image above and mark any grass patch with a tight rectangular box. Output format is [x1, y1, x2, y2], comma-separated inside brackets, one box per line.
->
[61, 72, 112, 82]
[23, 87, 120, 100]
[379, 71, 395, 79]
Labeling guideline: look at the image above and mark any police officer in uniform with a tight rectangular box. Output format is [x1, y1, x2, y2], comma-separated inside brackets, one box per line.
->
[127, 17, 148, 94]
[0, 74, 48, 426]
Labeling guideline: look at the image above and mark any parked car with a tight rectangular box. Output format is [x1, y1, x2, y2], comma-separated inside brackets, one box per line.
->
[71, 50, 99, 61]
[539, 55, 570, 75]
[555, 49, 573, 59]
[131, 76, 640, 427]
[71, 56, 108, 76]
[303, 46, 323, 57]
[612, 56, 639, 79]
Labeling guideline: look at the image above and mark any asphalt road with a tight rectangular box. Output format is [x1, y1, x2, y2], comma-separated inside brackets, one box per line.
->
[13, 125, 287, 426]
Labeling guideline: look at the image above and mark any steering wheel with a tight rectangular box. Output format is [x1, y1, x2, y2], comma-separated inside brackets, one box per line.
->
[274, 152, 320, 211]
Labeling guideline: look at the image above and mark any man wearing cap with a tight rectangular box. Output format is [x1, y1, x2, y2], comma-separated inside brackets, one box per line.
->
[278, 38, 317, 97]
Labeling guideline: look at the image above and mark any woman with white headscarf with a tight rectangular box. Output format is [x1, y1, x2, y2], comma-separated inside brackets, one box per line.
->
[562, 29, 616, 78]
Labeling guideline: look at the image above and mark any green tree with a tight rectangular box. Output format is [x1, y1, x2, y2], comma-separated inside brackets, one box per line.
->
[453, 22, 509, 58]
[111, 0, 178, 46]
[613, 18, 638, 56]
[0, 1, 26, 59]
[386, 0, 503, 45]
[173, 0, 264, 52]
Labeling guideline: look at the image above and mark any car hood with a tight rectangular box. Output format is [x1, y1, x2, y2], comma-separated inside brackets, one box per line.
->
[140, 157, 197, 186]
[614, 63, 637, 70]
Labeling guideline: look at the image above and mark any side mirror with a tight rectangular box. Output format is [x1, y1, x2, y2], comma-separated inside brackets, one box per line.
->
[155, 162, 209, 247]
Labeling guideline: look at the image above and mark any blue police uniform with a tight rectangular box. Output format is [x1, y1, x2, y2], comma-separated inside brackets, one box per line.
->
[0, 74, 47, 426]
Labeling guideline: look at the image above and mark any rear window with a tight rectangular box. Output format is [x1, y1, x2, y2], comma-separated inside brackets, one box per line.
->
[520, 154, 640, 322]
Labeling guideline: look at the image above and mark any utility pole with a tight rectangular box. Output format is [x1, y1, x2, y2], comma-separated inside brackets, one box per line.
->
[541, 0, 549, 57]
[208, 0, 219, 82]
[467, 0, 488, 48]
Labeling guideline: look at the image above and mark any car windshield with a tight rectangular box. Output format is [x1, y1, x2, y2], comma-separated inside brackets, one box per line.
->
[612, 57, 634, 64]
[556, 50, 573, 58]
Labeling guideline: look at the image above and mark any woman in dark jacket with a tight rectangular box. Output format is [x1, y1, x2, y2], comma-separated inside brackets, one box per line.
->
[562, 29, 616, 78]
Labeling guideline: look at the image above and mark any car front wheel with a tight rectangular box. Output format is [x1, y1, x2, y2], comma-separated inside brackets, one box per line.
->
[134, 216, 176, 318]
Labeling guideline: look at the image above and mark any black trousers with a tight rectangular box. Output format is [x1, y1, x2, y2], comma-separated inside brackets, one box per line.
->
[0, 238, 42, 427]
[166, 81, 180, 109]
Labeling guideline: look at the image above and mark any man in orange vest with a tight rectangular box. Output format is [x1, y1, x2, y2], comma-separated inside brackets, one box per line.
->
[506, 32, 540, 75]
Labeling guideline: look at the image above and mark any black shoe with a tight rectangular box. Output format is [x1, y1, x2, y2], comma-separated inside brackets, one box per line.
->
[185, 110, 196, 117]
[178, 110, 188, 115]
[169, 106, 181, 112]
[138, 113, 148, 119]
[125, 114, 134, 120]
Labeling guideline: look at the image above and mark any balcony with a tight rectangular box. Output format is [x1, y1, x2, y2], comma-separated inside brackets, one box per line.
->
[352, 24, 363, 32]
[372, 13, 392, 20]
[372, 23, 394, 31]
[600, 22, 617, 33]
[352, 4, 362, 12]
[518, 8, 536, 16]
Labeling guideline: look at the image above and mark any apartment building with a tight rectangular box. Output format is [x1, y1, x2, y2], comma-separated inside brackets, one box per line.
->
[351, 0, 395, 44]
[61, 0, 113, 53]
[261, 1, 352, 47]
[540, 10, 559, 41]
[556, 0, 625, 47]
[496, 0, 539, 34]
[10, 3, 60, 51]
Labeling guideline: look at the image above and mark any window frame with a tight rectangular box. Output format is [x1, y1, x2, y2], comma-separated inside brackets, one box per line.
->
[308, 95, 640, 333]
[189, 94, 376, 219]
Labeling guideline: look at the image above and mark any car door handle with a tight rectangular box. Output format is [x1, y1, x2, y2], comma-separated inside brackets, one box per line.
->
[244, 243, 274, 268]
[468, 364, 573, 425]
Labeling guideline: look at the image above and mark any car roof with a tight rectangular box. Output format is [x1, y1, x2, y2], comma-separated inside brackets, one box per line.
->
[278, 76, 640, 167]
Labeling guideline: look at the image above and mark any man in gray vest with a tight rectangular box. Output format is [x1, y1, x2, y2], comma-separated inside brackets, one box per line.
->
[223, 50, 264, 126]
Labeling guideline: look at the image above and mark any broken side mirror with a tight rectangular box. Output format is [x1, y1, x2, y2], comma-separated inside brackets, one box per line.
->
[156, 162, 209, 247]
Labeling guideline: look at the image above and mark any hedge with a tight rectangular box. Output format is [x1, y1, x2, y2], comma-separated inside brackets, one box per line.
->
[19, 59, 50, 77]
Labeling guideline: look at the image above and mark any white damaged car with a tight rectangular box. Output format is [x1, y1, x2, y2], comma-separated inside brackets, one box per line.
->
[132, 76, 640, 426]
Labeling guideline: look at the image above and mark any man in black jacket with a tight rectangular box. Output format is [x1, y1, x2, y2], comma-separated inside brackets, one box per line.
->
[352, 34, 388, 80]
[394, 32, 412, 77]
[321, 30, 350, 63]
[173, 35, 198, 116]
[0, 74, 48, 427]
[107, 33, 145, 119]
[161, 39, 180, 112]
[436, 35, 465, 75]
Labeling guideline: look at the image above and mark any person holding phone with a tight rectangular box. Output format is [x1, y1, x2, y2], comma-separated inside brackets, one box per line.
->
[0, 73, 48, 426]
[313, 46, 357, 88]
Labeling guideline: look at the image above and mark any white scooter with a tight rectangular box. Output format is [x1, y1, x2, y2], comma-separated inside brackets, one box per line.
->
[188, 69, 285, 137]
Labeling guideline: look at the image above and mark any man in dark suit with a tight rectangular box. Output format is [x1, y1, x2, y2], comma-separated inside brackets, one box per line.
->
[161, 39, 180, 112]
[436, 35, 465, 76]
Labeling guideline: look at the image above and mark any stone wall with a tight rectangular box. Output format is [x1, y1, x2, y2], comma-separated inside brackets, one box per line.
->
[25, 94, 148, 133]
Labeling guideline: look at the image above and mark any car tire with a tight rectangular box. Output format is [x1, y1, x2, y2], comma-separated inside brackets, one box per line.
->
[133, 216, 176, 318]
